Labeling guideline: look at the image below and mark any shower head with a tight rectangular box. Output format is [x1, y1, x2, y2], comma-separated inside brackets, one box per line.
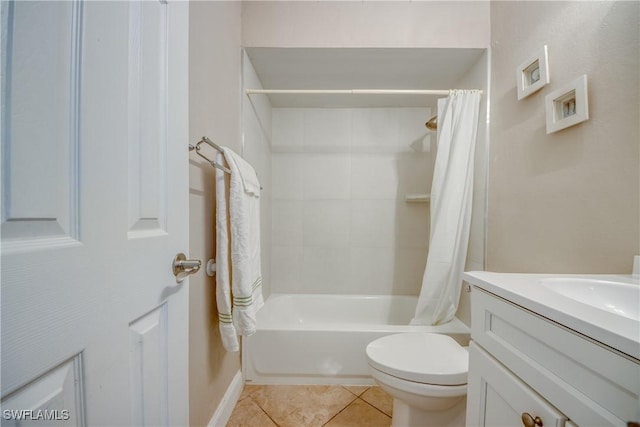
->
[425, 115, 437, 131]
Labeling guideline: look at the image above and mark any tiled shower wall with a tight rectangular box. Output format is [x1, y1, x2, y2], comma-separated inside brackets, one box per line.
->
[271, 107, 434, 295]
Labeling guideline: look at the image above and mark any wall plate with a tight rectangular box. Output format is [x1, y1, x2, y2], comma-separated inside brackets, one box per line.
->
[545, 75, 589, 134]
[516, 45, 550, 100]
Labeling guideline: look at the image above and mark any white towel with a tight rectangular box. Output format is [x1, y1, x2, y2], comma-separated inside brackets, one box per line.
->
[232, 151, 261, 197]
[215, 149, 264, 352]
[215, 152, 238, 352]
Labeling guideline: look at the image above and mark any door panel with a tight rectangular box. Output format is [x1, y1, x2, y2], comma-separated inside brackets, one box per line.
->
[127, 0, 168, 238]
[1, 1, 189, 425]
[1, 0, 81, 248]
[1, 355, 85, 427]
[129, 304, 169, 427]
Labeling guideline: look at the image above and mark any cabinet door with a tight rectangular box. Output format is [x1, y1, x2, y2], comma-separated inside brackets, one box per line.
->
[467, 342, 567, 427]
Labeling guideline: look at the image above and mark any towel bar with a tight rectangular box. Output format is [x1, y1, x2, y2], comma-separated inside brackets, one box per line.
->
[188, 136, 263, 190]
[189, 137, 231, 174]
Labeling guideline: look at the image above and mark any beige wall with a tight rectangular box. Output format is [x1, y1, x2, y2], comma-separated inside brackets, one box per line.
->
[242, 1, 490, 48]
[488, 1, 640, 273]
[188, 2, 242, 426]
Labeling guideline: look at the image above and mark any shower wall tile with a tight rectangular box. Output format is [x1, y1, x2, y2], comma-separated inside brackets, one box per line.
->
[349, 247, 395, 294]
[271, 246, 304, 293]
[350, 109, 399, 152]
[303, 155, 351, 199]
[272, 154, 304, 199]
[272, 108, 304, 152]
[350, 200, 396, 247]
[397, 108, 433, 152]
[302, 247, 351, 293]
[396, 202, 430, 249]
[349, 108, 431, 154]
[303, 200, 351, 247]
[272, 200, 303, 246]
[351, 155, 400, 200]
[271, 107, 435, 296]
[303, 109, 351, 152]
[392, 247, 428, 295]
[395, 153, 433, 196]
[272, 108, 432, 154]
[348, 247, 427, 296]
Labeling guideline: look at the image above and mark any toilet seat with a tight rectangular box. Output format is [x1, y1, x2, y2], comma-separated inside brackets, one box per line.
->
[369, 365, 468, 399]
[366, 333, 468, 386]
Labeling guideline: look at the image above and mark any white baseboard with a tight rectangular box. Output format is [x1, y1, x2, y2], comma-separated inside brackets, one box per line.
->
[207, 370, 244, 427]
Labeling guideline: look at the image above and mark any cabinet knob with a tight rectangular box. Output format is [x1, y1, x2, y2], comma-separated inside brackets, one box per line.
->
[522, 413, 543, 427]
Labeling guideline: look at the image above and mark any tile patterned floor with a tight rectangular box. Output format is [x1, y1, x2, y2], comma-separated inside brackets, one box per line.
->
[227, 385, 393, 427]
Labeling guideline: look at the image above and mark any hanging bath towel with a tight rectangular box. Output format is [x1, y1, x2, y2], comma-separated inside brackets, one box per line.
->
[215, 149, 263, 352]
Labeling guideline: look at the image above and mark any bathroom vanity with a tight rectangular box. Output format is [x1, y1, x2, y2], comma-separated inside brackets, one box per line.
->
[463, 272, 640, 427]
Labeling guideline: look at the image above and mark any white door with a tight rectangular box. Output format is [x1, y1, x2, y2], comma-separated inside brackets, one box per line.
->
[1, 1, 189, 426]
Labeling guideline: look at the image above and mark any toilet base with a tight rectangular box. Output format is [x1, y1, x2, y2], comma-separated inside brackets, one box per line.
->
[391, 396, 466, 427]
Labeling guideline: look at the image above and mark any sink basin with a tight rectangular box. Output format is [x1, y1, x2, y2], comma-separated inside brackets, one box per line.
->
[540, 278, 639, 320]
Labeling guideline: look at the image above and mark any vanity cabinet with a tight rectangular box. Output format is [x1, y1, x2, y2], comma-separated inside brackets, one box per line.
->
[466, 287, 640, 427]
[467, 343, 567, 427]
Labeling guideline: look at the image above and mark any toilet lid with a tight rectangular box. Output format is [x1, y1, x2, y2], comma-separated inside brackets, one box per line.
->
[366, 333, 468, 386]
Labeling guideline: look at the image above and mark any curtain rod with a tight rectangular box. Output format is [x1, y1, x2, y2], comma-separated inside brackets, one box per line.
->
[246, 89, 482, 96]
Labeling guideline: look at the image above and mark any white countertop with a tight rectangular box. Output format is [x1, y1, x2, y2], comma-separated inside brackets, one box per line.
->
[463, 271, 640, 360]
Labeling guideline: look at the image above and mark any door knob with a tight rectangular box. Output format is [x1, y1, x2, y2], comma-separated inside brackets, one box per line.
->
[172, 253, 202, 283]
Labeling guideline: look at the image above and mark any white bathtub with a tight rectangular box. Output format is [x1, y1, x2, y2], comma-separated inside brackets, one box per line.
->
[242, 294, 470, 385]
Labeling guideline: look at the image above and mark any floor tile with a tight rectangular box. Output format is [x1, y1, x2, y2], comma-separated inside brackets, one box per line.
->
[238, 384, 267, 401]
[226, 395, 277, 427]
[324, 399, 391, 427]
[341, 385, 370, 397]
[250, 385, 357, 427]
[360, 387, 393, 417]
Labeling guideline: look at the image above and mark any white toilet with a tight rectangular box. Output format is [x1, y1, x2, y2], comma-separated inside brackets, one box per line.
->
[366, 333, 468, 427]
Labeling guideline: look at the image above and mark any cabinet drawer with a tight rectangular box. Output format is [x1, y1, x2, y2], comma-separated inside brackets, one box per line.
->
[471, 288, 640, 426]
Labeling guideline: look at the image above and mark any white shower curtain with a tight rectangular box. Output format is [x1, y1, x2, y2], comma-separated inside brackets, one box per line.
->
[411, 90, 481, 326]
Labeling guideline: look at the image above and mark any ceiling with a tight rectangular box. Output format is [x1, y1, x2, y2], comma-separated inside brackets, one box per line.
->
[244, 47, 485, 108]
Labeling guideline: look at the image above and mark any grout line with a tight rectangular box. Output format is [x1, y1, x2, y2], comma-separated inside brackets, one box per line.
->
[248, 394, 280, 427]
[321, 394, 360, 427]
[340, 385, 371, 397]
[250, 396, 281, 427]
[359, 396, 392, 419]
